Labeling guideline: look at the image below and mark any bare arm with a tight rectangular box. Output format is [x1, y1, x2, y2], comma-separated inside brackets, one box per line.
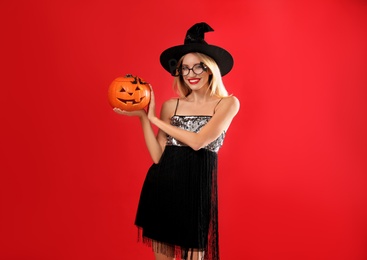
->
[148, 92, 240, 151]
[139, 114, 166, 163]
[113, 108, 168, 164]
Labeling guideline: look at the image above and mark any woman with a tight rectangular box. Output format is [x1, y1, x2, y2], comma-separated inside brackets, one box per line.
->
[114, 22, 240, 260]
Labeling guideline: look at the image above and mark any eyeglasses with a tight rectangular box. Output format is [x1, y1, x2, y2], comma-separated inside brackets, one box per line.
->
[176, 62, 208, 76]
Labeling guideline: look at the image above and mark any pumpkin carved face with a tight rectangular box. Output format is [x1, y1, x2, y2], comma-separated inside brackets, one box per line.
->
[108, 74, 150, 111]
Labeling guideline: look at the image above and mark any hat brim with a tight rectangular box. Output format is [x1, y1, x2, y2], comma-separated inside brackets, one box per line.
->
[160, 43, 234, 76]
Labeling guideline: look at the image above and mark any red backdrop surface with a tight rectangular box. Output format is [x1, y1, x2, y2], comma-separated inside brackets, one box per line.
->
[1, 0, 367, 259]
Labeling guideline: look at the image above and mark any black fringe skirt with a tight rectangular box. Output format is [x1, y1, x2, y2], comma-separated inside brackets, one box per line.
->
[135, 145, 219, 260]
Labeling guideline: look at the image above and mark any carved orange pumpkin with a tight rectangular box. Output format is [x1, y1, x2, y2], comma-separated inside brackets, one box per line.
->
[108, 74, 150, 111]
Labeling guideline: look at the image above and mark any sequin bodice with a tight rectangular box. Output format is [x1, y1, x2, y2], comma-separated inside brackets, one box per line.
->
[166, 115, 225, 153]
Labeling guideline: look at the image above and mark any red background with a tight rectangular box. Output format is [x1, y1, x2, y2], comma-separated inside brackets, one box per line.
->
[1, 0, 367, 259]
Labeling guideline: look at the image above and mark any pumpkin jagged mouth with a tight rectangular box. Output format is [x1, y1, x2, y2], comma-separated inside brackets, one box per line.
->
[117, 97, 146, 105]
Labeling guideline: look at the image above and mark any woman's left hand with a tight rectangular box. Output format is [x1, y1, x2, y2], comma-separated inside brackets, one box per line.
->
[147, 84, 157, 121]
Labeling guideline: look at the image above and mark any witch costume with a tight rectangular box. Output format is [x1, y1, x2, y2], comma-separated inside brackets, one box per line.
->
[135, 22, 234, 260]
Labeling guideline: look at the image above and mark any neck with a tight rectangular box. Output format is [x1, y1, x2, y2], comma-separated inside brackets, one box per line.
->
[187, 86, 213, 102]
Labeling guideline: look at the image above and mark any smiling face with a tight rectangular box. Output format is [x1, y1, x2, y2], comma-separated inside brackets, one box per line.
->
[181, 53, 211, 92]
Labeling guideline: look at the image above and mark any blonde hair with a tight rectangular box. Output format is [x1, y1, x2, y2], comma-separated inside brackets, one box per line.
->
[173, 53, 229, 98]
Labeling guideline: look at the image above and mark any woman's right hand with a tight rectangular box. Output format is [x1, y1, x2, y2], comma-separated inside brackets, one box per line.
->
[113, 107, 146, 118]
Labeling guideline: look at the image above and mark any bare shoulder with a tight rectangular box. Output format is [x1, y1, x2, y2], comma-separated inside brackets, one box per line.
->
[222, 95, 240, 105]
[218, 95, 240, 113]
[161, 97, 179, 118]
[162, 98, 178, 110]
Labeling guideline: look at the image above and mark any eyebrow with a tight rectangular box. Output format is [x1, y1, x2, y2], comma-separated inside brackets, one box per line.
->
[181, 62, 201, 67]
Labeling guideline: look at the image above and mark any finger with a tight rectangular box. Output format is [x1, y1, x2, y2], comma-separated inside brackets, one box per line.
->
[113, 108, 127, 114]
[149, 84, 154, 93]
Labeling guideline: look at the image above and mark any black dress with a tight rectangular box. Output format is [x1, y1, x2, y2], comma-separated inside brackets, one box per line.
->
[135, 99, 225, 260]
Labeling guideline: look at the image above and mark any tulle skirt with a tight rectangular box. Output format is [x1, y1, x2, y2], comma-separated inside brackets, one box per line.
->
[135, 145, 219, 260]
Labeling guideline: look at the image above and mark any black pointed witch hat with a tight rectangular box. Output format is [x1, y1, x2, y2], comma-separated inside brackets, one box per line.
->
[160, 22, 234, 76]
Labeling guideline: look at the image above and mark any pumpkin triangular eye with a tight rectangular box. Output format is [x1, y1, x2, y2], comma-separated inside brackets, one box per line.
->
[119, 88, 126, 92]
[135, 86, 141, 91]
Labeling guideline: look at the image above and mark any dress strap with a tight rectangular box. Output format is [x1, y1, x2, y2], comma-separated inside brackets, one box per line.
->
[213, 98, 223, 115]
[173, 98, 180, 116]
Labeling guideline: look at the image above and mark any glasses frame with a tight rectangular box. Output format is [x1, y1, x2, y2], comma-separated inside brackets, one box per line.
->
[175, 62, 208, 77]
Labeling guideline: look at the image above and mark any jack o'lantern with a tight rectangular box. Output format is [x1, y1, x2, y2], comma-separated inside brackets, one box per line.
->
[108, 74, 150, 111]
